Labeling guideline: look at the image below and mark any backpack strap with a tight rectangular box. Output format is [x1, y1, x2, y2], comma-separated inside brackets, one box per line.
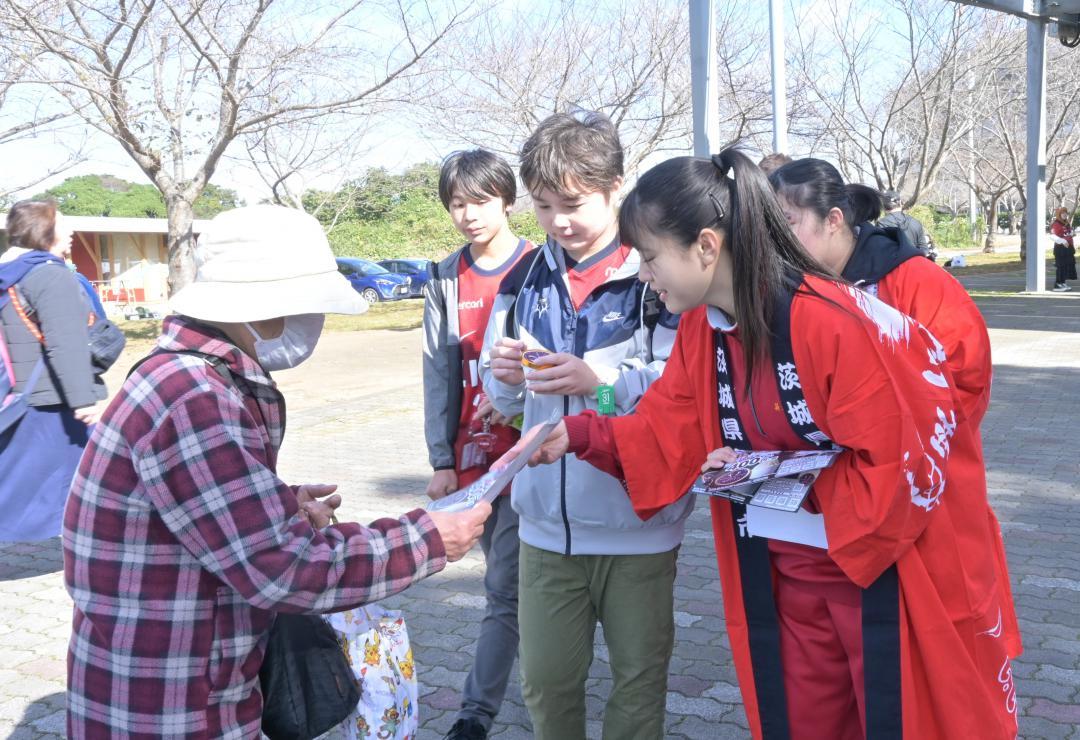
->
[126, 348, 274, 443]
[127, 348, 233, 385]
[0, 263, 59, 404]
[7, 263, 97, 346]
[7, 287, 45, 343]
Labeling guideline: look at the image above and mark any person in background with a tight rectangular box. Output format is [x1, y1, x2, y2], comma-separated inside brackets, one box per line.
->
[482, 111, 685, 740]
[422, 149, 534, 740]
[64, 205, 491, 737]
[50, 215, 106, 318]
[878, 189, 935, 260]
[0, 200, 104, 542]
[513, 148, 1019, 740]
[1050, 206, 1076, 292]
[757, 152, 793, 175]
[769, 156, 1021, 663]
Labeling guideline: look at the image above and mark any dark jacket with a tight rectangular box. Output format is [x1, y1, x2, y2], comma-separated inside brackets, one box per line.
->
[877, 210, 931, 255]
[0, 248, 105, 408]
[842, 222, 926, 286]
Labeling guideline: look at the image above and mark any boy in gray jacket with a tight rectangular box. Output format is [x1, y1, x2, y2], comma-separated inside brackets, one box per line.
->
[422, 150, 534, 740]
[481, 112, 690, 740]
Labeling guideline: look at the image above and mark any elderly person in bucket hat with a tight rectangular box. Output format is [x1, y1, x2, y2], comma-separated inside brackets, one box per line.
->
[63, 205, 490, 738]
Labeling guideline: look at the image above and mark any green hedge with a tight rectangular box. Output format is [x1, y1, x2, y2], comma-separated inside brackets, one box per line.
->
[327, 205, 545, 261]
[907, 205, 981, 250]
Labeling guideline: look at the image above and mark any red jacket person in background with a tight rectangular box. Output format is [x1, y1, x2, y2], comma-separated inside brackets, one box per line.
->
[1050, 206, 1076, 291]
[770, 158, 1021, 662]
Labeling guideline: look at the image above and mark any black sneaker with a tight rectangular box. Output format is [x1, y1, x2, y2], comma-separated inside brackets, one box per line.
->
[444, 718, 488, 740]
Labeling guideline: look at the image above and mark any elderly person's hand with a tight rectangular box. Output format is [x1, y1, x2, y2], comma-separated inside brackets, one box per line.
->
[427, 502, 492, 561]
[296, 484, 342, 528]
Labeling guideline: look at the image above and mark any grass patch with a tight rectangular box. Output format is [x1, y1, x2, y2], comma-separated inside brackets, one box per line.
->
[944, 255, 1054, 275]
[966, 290, 1025, 298]
[324, 299, 424, 332]
[117, 299, 425, 340]
[120, 319, 163, 341]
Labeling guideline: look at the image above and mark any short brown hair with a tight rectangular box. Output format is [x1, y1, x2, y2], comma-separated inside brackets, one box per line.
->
[7, 200, 58, 252]
[757, 152, 793, 176]
[519, 111, 623, 196]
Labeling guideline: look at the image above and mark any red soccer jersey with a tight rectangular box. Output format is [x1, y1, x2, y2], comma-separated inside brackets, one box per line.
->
[565, 240, 632, 310]
[453, 239, 532, 485]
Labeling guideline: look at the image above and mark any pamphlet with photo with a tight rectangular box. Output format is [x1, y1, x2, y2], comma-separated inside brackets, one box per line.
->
[690, 449, 842, 513]
[427, 411, 562, 513]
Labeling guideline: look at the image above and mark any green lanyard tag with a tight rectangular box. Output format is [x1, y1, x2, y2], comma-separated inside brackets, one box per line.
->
[597, 385, 616, 415]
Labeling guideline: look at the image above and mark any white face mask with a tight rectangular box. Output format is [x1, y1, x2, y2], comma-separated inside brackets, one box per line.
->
[245, 314, 325, 371]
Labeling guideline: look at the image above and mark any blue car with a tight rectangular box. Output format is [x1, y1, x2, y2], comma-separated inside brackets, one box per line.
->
[378, 259, 432, 298]
[335, 258, 411, 303]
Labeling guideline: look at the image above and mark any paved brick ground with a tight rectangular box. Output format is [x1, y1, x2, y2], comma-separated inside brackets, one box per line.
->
[1, 271, 1077, 739]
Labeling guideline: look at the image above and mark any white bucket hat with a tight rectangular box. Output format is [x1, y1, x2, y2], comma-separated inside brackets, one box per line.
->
[169, 205, 368, 322]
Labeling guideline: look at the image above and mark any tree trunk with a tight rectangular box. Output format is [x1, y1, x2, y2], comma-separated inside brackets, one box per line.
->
[166, 196, 197, 296]
[983, 195, 999, 253]
[1007, 209, 1017, 235]
[1019, 215, 1027, 262]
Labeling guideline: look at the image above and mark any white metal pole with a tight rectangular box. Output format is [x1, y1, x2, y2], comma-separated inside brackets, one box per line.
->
[769, 0, 788, 154]
[689, 0, 719, 158]
[1025, 18, 1047, 292]
[968, 71, 978, 242]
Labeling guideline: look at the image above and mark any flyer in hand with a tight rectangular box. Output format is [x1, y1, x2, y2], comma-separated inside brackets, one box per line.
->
[690, 449, 843, 513]
[426, 411, 562, 513]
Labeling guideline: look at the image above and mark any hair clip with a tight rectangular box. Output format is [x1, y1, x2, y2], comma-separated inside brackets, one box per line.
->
[708, 192, 726, 222]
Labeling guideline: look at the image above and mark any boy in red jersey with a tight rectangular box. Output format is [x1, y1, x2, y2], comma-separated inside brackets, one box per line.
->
[422, 149, 534, 740]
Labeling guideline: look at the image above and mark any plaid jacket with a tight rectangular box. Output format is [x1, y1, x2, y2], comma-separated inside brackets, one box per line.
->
[63, 316, 446, 739]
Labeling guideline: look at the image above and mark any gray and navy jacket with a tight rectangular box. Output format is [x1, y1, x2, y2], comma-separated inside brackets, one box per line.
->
[422, 247, 469, 471]
[479, 238, 693, 556]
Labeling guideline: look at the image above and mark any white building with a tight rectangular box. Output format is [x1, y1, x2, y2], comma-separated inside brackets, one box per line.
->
[1, 215, 211, 311]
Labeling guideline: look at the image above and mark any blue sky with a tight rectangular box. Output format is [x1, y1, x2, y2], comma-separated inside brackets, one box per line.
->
[0, 0, 970, 204]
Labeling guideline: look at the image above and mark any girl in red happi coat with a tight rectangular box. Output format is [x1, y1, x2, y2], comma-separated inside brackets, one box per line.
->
[512, 149, 1019, 740]
[769, 158, 1022, 663]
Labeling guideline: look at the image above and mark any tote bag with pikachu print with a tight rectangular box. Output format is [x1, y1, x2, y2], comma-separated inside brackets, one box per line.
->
[321, 604, 418, 740]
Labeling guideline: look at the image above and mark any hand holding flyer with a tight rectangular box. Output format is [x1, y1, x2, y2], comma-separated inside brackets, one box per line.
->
[426, 411, 562, 513]
[691, 449, 842, 513]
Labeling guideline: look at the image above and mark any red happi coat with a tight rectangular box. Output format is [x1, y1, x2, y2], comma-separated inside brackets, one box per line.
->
[611, 276, 1018, 740]
[844, 225, 1022, 659]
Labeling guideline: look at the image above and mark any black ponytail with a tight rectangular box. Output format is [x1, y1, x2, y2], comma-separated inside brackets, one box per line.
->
[846, 184, 883, 223]
[769, 158, 881, 229]
[619, 147, 831, 392]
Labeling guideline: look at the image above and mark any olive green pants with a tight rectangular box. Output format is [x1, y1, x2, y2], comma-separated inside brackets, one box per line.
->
[518, 541, 677, 740]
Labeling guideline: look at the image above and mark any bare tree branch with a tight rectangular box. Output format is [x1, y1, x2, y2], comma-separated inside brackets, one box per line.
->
[0, 0, 471, 291]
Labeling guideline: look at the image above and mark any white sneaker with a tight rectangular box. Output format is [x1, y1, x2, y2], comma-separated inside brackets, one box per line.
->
[1052, 283, 1070, 291]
